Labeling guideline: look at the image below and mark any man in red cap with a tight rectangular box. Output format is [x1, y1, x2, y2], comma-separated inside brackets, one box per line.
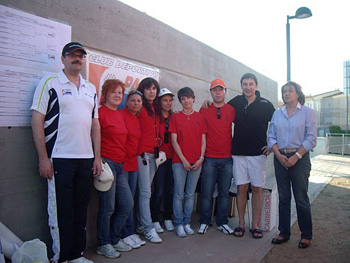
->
[198, 79, 236, 235]
[31, 42, 101, 263]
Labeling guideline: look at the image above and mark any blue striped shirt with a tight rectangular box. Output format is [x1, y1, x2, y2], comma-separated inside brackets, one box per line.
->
[267, 103, 317, 152]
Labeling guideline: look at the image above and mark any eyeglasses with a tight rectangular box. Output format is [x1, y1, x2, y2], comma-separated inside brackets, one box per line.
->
[217, 107, 221, 119]
[64, 53, 86, 59]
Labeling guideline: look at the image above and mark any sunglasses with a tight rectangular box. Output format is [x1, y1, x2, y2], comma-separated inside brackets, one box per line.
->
[64, 53, 86, 59]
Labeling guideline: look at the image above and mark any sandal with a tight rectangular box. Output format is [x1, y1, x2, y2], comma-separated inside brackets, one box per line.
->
[298, 239, 311, 249]
[250, 229, 263, 239]
[233, 227, 245, 237]
[271, 236, 289, 244]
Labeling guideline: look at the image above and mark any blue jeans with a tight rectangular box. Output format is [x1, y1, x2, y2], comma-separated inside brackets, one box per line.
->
[199, 157, 233, 226]
[172, 163, 201, 227]
[97, 159, 134, 246]
[151, 159, 174, 222]
[137, 153, 156, 232]
[120, 170, 138, 238]
[274, 152, 312, 240]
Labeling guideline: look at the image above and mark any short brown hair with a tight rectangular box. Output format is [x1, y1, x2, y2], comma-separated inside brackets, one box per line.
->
[281, 81, 305, 105]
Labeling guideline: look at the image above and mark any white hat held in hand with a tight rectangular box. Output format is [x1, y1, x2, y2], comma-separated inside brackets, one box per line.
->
[94, 160, 114, 192]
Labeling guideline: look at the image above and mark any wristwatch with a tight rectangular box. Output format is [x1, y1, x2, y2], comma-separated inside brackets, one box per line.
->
[295, 152, 302, 159]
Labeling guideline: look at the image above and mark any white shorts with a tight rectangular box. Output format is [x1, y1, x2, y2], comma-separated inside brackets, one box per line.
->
[232, 155, 267, 187]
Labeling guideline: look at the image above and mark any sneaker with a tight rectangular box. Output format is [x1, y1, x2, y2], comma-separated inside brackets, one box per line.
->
[184, 224, 195, 235]
[153, 222, 164, 233]
[96, 244, 120, 259]
[175, 225, 187, 237]
[123, 236, 141, 249]
[144, 228, 162, 243]
[136, 225, 145, 235]
[68, 257, 95, 263]
[197, 224, 209, 234]
[164, 220, 175, 231]
[131, 234, 146, 246]
[218, 224, 234, 235]
[113, 240, 133, 252]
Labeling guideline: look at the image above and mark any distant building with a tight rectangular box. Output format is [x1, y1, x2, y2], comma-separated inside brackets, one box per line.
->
[344, 60, 350, 94]
[305, 90, 347, 136]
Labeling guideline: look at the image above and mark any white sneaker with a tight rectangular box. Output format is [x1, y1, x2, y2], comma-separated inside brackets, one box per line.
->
[144, 228, 162, 243]
[68, 257, 94, 263]
[131, 234, 146, 246]
[184, 224, 195, 235]
[113, 240, 133, 252]
[164, 220, 175, 231]
[197, 224, 209, 234]
[176, 225, 187, 237]
[153, 222, 164, 233]
[96, 244, 120, 259]
[218, 224, 234, 235]
[123, 236, 141, 249]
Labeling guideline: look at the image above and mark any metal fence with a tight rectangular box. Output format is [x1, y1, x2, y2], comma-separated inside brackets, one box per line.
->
[326, 133, 350, 155]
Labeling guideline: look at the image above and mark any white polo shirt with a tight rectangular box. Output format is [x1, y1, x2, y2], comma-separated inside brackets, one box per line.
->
[31, 70, 98, 159]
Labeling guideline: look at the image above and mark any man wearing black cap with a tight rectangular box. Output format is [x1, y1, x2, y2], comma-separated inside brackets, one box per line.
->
[31, 42, 101, 263]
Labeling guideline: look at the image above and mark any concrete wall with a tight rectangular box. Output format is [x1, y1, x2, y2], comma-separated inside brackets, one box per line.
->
[0, 0, 278, 251]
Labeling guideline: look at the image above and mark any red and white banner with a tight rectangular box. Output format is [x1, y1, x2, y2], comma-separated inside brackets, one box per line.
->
[85, 49, 160, 107]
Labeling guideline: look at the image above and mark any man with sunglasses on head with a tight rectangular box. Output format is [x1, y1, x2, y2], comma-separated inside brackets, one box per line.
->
[228, 73, 275, 239]
[31, 42, 101, 263]
[198, 79, 236, 235]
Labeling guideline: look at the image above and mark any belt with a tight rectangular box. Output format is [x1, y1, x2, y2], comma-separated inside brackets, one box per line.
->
[279, 148, 298, 153]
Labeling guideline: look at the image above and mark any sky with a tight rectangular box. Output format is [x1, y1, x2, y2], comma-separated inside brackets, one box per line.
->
[119, 0, 350, 97]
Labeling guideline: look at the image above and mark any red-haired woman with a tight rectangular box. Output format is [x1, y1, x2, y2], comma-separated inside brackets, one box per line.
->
[96, 79, 134, 258]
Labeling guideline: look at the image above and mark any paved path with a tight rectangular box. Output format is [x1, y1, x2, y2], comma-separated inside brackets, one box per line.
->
[84, 154, 350, 263]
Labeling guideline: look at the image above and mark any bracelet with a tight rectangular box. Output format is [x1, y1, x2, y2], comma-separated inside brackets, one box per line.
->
[295, 152, 302, 159]
[199, 156, 204, 160]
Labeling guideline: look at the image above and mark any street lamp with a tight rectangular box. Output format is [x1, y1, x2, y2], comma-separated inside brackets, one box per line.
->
[286, 7, 312, 81]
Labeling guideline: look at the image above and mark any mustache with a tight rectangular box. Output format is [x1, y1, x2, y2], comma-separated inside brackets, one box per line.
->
[72, 60, 82, 64]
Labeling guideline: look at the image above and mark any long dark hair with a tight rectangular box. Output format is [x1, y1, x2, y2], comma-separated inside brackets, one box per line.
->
[137, 77, 162, 118]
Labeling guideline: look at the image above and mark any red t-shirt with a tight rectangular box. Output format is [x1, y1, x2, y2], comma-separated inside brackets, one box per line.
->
[200, 104, 235, 158]
[159, 115, 174, 159]
[137, 106, 160, 155]
[99, 105, 127, 163]
[169, 111, 207, 164]
[120, 108, 141, 171]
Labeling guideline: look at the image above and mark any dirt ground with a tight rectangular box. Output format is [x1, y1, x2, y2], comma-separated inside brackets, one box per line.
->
[261, 177, 350, 263]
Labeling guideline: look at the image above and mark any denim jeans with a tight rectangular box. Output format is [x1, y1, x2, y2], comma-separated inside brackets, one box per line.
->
[151, 158, 174, 222]
[172, 163, 201, 227]
[199, 157, 233, 226]
[274, 152, 312, 240]
[97, 159, 134, 246]
[137, 153, 156, 232]
[120, 170, 138, 238]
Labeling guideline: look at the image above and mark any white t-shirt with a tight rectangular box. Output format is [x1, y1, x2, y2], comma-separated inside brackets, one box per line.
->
[31, 70, 98, 158]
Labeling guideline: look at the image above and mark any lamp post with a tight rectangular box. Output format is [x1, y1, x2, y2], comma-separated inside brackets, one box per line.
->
[286, 7, 312, 81]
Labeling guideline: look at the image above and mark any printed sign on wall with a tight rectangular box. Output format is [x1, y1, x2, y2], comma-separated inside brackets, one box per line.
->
[85, 49, 160, 108]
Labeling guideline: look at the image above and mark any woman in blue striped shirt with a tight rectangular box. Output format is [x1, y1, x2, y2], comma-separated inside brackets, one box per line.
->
[268, 81, 317, 249]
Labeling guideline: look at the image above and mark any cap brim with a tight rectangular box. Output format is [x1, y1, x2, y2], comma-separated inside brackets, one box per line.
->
[159, 92, 174, 97]
[70, 48, 87, 54]
[94, 178, 113, 192]
[211, 85, 226, 89]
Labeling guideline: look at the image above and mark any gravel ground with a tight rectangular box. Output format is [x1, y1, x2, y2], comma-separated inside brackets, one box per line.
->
[261, 176, 350, 263]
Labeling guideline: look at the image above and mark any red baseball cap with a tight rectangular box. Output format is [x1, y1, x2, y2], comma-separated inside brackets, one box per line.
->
[210, 78, 226, 89]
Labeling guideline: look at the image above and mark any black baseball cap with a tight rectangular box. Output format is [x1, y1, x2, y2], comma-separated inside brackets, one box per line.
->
[62, 42, 87, 56]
